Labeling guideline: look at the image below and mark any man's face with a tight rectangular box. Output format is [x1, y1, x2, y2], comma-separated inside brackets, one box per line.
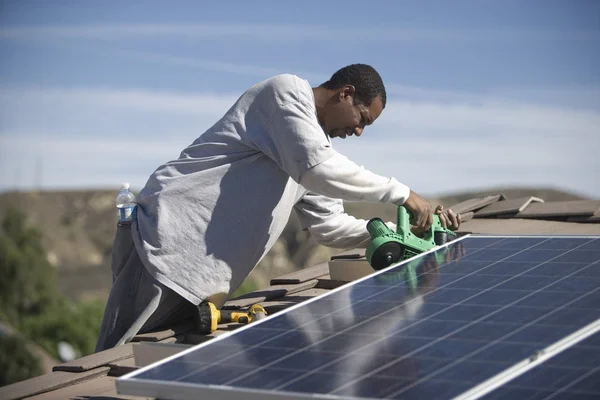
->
[323, 86, 384, 139]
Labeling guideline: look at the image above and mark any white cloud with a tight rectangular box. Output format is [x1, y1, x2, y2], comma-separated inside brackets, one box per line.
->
[485, 86, 600, 111]
[0, 86, 238, 115]
[0, 135, 177, 191]
[1, 85, 598, 198]
[377, 98, 600, 138]
[0, 86, 239, 138]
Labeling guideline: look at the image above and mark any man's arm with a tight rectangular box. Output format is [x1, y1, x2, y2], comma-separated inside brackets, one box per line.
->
[294, 192, 462, 250]
[293, 191, 396, 249]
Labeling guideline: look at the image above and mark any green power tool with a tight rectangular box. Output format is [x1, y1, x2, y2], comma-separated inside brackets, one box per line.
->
[366, 205, 458, 270]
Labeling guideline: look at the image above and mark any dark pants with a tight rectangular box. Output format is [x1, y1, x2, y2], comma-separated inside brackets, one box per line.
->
[95, 223, 196, 352]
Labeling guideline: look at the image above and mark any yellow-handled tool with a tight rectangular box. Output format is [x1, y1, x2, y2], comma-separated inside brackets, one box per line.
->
[195, 301, 267, 334]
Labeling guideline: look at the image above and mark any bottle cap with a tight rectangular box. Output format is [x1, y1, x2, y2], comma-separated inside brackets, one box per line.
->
[121, 182, 130, 190]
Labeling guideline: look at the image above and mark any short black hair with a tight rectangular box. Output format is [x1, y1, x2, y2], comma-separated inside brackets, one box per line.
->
[320, 64, 387, 108]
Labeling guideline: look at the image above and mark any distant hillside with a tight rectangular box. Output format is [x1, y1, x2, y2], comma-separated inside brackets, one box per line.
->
[0, 186, 589, 301]
[0, 190, 117, 269]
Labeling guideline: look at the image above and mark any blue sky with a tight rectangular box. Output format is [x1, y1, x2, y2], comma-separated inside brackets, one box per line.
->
[1, 0, 599, 198]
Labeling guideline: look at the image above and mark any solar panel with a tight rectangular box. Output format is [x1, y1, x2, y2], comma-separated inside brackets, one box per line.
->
[117, 235, 600, 400]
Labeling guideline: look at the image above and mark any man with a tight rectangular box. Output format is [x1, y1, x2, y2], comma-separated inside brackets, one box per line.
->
[95, 64, 460, 352]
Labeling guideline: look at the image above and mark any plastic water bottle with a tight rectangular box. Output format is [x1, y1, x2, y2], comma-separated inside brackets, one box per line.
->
[116, 182, 137, 224]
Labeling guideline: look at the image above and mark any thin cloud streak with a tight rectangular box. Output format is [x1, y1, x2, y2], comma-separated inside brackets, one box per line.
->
[0, 86, 239, 115]
[2, 23, 598, 42]
[121, 50, 317, 82]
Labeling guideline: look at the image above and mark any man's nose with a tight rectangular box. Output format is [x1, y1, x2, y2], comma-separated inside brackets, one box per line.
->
[354, 127, 364, 136]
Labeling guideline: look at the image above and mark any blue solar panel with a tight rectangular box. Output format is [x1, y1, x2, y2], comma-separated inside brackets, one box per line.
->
[117, 235, 600, 400]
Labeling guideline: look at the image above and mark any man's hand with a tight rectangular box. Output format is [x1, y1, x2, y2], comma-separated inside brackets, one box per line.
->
[409, 203, 462, 238]
[435, 205, 461, 231]
[403, 190, 433, 232]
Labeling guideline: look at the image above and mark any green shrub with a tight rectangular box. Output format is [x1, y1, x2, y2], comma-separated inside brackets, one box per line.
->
[20, 298, 105, 359]
[0, 206, 57, 326]
[0, 205, 106, 381]
[0, 335, 43, 386]
[231, 278, 259, 298]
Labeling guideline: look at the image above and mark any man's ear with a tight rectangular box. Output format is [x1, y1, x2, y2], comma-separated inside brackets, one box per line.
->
[339, 85, 356, 102]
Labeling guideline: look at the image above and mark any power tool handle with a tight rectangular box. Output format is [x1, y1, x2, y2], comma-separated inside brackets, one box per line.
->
[399, 205, 435, 242]
[397, 206, 411, 237]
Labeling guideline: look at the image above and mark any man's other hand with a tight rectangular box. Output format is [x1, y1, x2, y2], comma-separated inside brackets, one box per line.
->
[407, 201, 462, 238]
[435, 205, 461, 231]
[403, 190, 433, 232]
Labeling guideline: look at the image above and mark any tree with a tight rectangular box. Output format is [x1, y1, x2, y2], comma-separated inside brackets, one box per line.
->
[0, 205, 57, 325]
[0, 205, 106, 383]
[20, 297, 105, 359]
[0, 335, 43, 387]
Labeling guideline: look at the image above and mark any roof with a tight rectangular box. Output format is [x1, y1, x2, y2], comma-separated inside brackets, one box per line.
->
[1, 194, 598, 400]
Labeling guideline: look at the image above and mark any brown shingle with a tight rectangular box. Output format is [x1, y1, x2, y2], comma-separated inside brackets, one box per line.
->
[459, 211, 475, 222]
[568, 209, 600, 223]
[53, 343, 133, 373]
[515, 200, 600, 218]
[474, 196, 544, 218]
[184, 323, 242, 345]
[448, 194, 506, 215]
[132, 319, 194, 342]
[259, 288, 331, 313]
[0, 367, 110, 400]
[459, 217, 600, 235]
[291, 288, 331, 298]
[316, 278, 349, 290]
[222, 279, 319, 309]
[107, 357, 137, 377]
[131, 342, 192, 369]
[270, 262, 329, 285]
[22, 375, 149, 400]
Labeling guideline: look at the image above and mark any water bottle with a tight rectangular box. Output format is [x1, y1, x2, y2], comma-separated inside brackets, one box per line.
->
[116, 182, 137, 224]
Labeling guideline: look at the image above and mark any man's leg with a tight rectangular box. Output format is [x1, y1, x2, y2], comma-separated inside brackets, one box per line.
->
[95, 223, 196, 352]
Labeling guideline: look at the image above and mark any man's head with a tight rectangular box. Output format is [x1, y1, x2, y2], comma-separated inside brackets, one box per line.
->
[315, 64, 387, 139]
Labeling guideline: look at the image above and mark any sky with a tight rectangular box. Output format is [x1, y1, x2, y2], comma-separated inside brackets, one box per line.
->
[1, 0, 599, 198]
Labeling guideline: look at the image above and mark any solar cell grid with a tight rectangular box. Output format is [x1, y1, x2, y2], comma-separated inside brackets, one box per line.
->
[118, 236, 600, 400]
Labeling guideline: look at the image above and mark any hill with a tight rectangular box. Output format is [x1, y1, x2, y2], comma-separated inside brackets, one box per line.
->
[0, 186, 589, 301]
